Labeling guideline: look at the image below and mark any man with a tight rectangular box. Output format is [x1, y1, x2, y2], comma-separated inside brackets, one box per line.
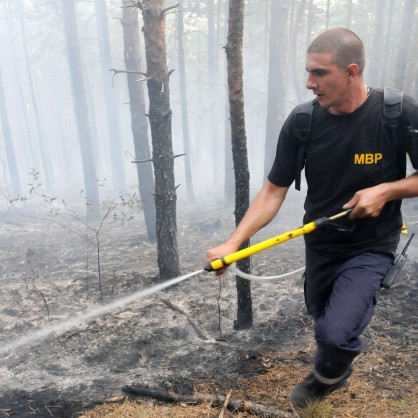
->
[206, 28, 418, 408]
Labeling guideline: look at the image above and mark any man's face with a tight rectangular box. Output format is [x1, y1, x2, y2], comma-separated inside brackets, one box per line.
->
[305, 52, 350, 109]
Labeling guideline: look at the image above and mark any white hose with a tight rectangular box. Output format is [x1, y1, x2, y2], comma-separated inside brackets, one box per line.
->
[229, 263, 305, 281]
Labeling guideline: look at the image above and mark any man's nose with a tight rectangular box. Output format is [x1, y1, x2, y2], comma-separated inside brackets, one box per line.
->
[306, 74, 316, 90]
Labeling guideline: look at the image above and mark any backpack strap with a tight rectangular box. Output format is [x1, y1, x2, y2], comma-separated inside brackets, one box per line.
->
[293, 101, 315, 191]
[383, 87, 403, 120]
[383, 87, 405, 176]
[383, 87, 403, 122]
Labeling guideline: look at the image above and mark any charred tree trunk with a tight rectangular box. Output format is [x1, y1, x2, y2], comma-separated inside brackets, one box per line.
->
[140, 0, 180, 280]
[224, 97, 234, 203]
[176, 6, 195, 204]
[223, 1, 234, 203]
[225, 0, 252, 329]
[121, 1, 157, 244]
[62, 0, 100, 222]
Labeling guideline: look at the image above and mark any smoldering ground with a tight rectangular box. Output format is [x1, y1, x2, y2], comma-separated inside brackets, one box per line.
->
[0, 193, 417, 417]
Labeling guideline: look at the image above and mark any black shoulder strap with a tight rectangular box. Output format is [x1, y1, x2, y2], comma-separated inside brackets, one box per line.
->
[383, 87, 405, 176]
[383, 87, 403, 123]
[293, 101, 314, 191]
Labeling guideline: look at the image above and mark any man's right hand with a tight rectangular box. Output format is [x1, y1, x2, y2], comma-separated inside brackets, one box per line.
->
[205, 181, 288, 276]
[205, 241, 240, 276]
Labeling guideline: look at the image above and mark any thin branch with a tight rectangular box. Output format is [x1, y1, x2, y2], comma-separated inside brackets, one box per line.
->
[131, 154, 182, 164]
[131, 158, 153, 164]
[27, 257, 66, 349]
[125, 150, 136, 160]
[109, 68, 150, 86]
[110, 68, 147, 76]
[122, 1, 145, 12]
[162, 4, 179, 15]
[217, 276, 223, 337]
[218, 390, 232, 418]
[160, 298, 209, 340]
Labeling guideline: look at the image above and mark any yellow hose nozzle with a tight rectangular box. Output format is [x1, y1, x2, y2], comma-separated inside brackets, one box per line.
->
[205, 210, 352, 272]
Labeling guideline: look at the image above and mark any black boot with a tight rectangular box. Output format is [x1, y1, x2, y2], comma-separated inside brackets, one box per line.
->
[290, 368, 352, 408]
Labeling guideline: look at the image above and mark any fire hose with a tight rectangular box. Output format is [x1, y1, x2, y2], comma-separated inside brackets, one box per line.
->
[204, 209, 352, 280]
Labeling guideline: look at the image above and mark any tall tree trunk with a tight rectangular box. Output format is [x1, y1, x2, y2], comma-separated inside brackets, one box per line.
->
[223, 0, 234, 203]
[264, 0, 289, 178]
[176, 5, 195, 204]
[7, 1, 51, 190]
[263, 0, 270, 87]
[225, 0, 252, 330]
[367, 0, 386, 87]
[391, 0, 416, 90]
[405, 8, 418, 96]
[0, 63, 21, 197]
[381, 0, 394, 86]
[140, 0, 180, 280]
[325, 0, 331, 29]
[121, 0, 157, 244]
[62, 0, 100, 222]
[96, 0, 127, 194]
[289, 0, 307, 104]
[207, 0, 222, 185]
[305, 0, 314, 51]
[224, 97, 234, 203]
[346, 0, 353, 28]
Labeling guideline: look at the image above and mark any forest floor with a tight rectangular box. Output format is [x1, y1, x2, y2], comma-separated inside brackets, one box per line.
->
[0, 190, 417, 418]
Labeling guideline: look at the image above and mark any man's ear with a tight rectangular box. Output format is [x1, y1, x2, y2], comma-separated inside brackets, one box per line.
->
[346, 63, 360, 78]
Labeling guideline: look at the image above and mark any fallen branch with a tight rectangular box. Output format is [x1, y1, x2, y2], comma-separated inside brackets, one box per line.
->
[218, 389, 232, 418]
[93, 396, 125, 404]
[160, 298, 209, 340]
[122, 386, 294, 417]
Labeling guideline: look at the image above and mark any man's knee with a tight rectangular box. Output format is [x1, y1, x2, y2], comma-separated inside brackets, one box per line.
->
[315, 319, 354, 349]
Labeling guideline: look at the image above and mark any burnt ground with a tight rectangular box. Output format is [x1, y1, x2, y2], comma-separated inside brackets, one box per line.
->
[0, 190, 417, 417]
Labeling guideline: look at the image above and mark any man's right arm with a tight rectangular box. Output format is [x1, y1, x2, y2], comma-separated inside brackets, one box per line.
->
[206, 180, 289, 274]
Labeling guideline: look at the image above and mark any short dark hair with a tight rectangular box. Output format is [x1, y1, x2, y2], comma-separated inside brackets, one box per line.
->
[307, 28, 365, 74]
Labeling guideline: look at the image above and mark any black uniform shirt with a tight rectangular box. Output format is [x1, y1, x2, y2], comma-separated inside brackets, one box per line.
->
[268, 88, 418, 257]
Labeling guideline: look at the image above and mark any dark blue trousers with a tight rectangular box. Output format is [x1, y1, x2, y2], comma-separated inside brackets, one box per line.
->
[304, 247, 394, 380]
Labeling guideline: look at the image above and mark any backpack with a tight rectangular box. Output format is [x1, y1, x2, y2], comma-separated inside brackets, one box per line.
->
[293, 87, 404, 191]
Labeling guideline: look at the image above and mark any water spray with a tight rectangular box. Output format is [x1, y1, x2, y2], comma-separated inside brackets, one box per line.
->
[1, 210, 352, 356]
[0, 270, 203, 356]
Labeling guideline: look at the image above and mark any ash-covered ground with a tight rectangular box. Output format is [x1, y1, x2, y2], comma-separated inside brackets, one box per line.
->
[0, 190, 417, 417]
